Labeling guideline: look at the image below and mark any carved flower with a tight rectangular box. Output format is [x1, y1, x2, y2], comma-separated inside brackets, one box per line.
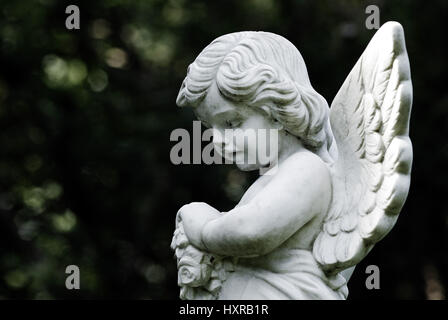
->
[171, 223, 189, 251]
[172, 221, 230, 299]
[178, 254, 212, 287]
[205, 278, 222, 295]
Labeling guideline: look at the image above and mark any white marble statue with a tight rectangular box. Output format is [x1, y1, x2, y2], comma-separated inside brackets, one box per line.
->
[171, 21, 412, 300]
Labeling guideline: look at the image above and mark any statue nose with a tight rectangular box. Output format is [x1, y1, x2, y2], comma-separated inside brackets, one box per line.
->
[213, 128, 234, 156]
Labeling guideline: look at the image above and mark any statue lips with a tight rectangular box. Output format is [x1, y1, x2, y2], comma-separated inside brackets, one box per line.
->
[219, 145, 242, 163]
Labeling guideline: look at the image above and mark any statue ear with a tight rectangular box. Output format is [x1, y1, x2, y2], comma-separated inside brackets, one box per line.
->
[260, 105, 284, 130]
[273, 119, 284, 130]
[270, 115, 284, 130]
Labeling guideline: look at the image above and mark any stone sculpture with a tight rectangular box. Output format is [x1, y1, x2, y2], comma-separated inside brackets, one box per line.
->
[171, 21, 413, 299]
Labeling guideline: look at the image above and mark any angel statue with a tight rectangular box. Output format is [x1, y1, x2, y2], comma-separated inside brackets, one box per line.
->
[170, 21, 412, 300]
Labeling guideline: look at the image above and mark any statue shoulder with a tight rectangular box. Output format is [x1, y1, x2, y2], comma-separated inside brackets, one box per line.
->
[281, 149, 331, 180]
[277, 150, 332, 202]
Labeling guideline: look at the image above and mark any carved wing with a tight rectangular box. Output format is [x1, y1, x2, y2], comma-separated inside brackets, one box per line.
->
[312, 22, 413, 274]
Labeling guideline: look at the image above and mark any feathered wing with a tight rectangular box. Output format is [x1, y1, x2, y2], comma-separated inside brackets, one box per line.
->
[313, 22, 413, 274]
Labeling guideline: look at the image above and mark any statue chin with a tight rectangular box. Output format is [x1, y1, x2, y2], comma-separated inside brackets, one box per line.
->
[226, 152, 266, 171]
[235, 162, 260, 171]
[234, 158, 273, 172]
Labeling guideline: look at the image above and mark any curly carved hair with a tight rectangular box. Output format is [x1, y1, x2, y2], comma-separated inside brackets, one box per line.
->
[176, 31, 335, 161]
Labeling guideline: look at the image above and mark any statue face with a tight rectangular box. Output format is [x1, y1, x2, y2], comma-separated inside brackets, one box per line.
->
[194, 81, 280, 171]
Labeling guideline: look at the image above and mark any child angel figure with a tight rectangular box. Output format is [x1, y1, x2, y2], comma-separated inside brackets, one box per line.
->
[171, 22, 412, 300]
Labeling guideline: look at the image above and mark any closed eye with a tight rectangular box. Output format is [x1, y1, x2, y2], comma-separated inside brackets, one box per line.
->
[225, 119, 242, 128]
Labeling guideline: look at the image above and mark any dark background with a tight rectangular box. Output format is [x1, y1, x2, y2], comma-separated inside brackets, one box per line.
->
[0, 0, 446, 299]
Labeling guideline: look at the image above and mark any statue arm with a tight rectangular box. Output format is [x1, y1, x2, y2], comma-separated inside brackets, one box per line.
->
[201, 153, 331, 257]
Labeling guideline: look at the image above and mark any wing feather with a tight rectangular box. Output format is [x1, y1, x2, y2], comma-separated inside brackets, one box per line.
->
[313, 22, 413, 274]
